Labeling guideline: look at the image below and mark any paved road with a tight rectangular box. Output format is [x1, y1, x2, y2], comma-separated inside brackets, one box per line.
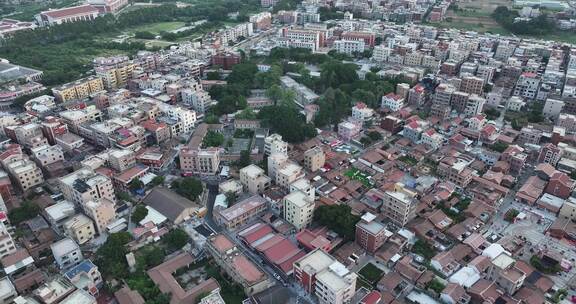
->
[203, 181, 221, 233]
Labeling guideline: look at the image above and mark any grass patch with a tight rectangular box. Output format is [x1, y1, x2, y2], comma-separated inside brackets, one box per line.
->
[398, 155, 418, 166]
[125, 21, 186, 35]
[356, 277, 374, 290]
[344, 168, 374, 188]
[358, 263, 384, 284]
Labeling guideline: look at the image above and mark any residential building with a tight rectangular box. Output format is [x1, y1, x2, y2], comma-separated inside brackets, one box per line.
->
[206, 234, 270, 295]
[338, 120, 361, 141]
[304, 147, 325, 172]
[284, 190, 314, 230]
[83, 198, 116, 234]
[355, 213, 390, 253]
[0, 222, 16, 259]
[276, 162, 304, 189]
[180, 148, 221, 175]
[381, 93, 404, 112]
[382, 183, 418, 227]
[333, 39, 365, 55]
[239, 164, 271, 194]
[351, 102, 374, 122]
[214, 195, 268, 229]
[63, 214, 96, 245]
[538, 143, 562, 166]
[294, 249, 357, 304]
[486, 252, 525, 295]
[94, 56, 138, 89]
[211, 52, 241, 70]
[31, 144, 64, 167]
[64, 260, 103, 297]
[0, 277, 16, 304]
[543, 98, 564, 119]
[460, 75, 485, 96]
[5, 159, 44, 191]
[51, 238, 83, 269]
[59, 105, 103, 134]
[107, 149, 135, 172]
[514, 72, 540, 99]
[58, 168, 116, 205]
[52, 76, 104, 102]
[264, 134, 288, 156]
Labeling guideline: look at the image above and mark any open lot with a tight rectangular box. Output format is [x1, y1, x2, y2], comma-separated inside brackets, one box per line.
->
[454, 0, 511, 13]
[437, 8, 509, 34]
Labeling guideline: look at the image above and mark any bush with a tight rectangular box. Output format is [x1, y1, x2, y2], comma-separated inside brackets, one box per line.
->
[8, 202, 40, 225]
[134, 31, 156, 39]
[163, 228, 189, 251]
[132, 205, 149, 224]
[171, 177, 203, 201]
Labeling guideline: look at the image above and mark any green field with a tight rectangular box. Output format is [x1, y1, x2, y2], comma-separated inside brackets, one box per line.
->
[344, 168, 374, 188]
[126, 21, 187, 35]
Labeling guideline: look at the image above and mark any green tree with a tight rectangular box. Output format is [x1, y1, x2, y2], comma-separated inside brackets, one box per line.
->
[171, 177, 203, 201]
[150, 176, 165, 187]
[8, 202, 40, 225]
[238, 150, 251, 168]
[367, 131, 383, 141]
[132, 205, 149, 224]
[134, 31, 155, 39]
[258, 105, 316, 143]
[202, 130, 224, 147]
[94, 232, 132, 279]
[491, 142, 509, 153]
[163, 228, 189, 250]
[236, 108, 257, 120]
[206, 71, 220, 80]
[313, 205, 360, 240]
[129, 178, 145, 192]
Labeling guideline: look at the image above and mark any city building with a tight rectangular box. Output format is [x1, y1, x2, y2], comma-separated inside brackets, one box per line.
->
[264, 134, 288, 156]
[58, 168, 116, 205]
[304, 146, 325, 172]
[94, 56, 138, 89]
[294, 249, 357, 304]
[64, 260, 103, 297]
[36, 5, 100, 26]
[0, 222, 16, 259]
[284, 190, 314, 230]
[355, 213, 390, 253]
[381, 93, 405, 112]
[206, 234, 270, 295]
[214, 195, 268, 229]
[351, 102, 374, 122]
[63, 214, 96, 245]
[239, 164, 271, 194]
[382, 183, 418, 227]
[52, 76, 104, 102]
[51, 238, 83, 269]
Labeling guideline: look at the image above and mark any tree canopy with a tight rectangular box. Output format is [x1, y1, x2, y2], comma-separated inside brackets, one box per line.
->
[313, 205, 360, 240]
[132, 205, 149, 224]
[258, 105, 317, 143]
[171, 178, 203, 201]
[8, 202, 40, 226]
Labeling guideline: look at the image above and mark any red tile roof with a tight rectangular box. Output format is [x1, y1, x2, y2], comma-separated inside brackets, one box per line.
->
[42, 4, 99, 19]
